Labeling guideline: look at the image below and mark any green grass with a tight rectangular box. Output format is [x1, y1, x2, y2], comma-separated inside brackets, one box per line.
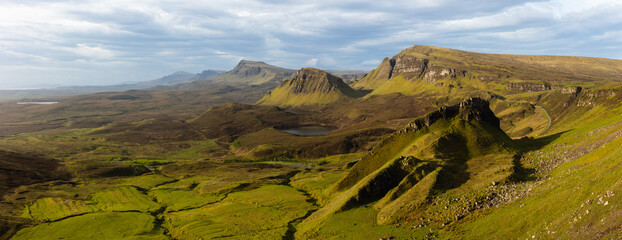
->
[91, 186, 162, 212]
[121, 174, 176, 190]
[164, 184, 315, 239]
[12, 212, 168, 240]
[290, 170, 347, 205]
[455, 131, 622, 239]
[149, 189, 223, 212]
[23, 197, 98, 221]
[301, 207, 420, 239]
[22, 185, 163, 222]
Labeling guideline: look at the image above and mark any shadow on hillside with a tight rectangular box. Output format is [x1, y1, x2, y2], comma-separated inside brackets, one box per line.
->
[511, 130, 569, 182]
[515, 130, 569, 152]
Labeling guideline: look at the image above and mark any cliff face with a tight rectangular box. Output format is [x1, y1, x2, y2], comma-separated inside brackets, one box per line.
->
[506, 82, 550, 92]
[353, 53, 465, 90]
[230, 60, 266, 77]
[285, 68, 352, 94]
[257, 68, 362, 107]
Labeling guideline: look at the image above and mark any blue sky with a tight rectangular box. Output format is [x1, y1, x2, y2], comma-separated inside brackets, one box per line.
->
[1, 0, 622, 88]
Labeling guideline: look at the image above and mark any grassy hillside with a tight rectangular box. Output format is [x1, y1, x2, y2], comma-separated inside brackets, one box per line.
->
[297, 98, 520, 237]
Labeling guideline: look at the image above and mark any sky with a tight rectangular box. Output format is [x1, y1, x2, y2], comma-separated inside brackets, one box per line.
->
[1, 0, 622, 89]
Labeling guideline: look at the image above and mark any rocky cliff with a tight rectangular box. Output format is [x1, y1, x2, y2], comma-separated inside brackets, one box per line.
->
[352, 51, 465, 90]
[257, 68, 363, 107]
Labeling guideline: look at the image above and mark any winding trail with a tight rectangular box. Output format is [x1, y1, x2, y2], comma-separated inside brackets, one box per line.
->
[535, 106, 551, 136]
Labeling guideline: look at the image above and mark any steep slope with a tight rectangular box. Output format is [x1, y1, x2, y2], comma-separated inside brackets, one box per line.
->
[352, 45, 622, 94]
[298, 98, 520, 236]
[257, 68, 364, 107]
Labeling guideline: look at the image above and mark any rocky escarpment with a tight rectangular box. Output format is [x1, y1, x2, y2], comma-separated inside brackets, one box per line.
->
[552, 85, 582, 95]
[352, 52, 466, 90]
[506, 82, 551, 92]
[507, 82, 584, 94]
[285, 68, 353, 94]
[257, 68, 363, 107]
[397, 97, 500, 134]
[389, 55, 466, 83]
[230, 60, 265, 77]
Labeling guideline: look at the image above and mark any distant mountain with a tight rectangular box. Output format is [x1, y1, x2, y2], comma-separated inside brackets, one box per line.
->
[0, 70, 225, 102]
[190, 70, 226, 81]
[210, 60, 297, 85]
[257, 68, 364, 107]
[325, 70, 368, 83]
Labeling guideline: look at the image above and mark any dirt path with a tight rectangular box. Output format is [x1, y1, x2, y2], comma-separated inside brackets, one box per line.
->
[535, 106, 551, 136]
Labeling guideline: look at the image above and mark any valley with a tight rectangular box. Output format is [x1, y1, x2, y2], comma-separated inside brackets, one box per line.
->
[1, 45, 621, 239]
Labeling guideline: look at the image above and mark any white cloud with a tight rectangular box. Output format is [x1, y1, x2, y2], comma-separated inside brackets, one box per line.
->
[306, 58, 318, 67]
[68, 44, 118, 59]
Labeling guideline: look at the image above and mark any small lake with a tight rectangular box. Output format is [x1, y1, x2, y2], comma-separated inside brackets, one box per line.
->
[17, 102, 59, 105]
[280, 126, 335, 136]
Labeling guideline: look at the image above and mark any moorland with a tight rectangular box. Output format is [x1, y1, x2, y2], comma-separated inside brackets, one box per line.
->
[1, 45, 621, 239]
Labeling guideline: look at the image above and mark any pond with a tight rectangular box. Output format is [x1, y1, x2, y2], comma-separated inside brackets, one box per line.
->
[17, 102, 59, 105]
[279, 126, 335, 136]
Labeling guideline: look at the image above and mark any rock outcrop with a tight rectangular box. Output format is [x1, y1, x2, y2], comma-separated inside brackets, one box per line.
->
[552, 86, 582, 95]
[257, 68, 363, 107]
[398, 97, 500, 134]
[352, 53, 466, 90]
[286, 68, 352, 94]
[506, 82, 551, 92]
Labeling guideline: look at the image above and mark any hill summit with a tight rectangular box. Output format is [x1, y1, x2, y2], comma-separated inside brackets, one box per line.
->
[257, 68, 363, 107]
[298, 97, 520, 235]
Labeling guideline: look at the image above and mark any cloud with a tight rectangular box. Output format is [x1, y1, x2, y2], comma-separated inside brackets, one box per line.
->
[66, 44, 119, 59]
[306, 58, 318, 67]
